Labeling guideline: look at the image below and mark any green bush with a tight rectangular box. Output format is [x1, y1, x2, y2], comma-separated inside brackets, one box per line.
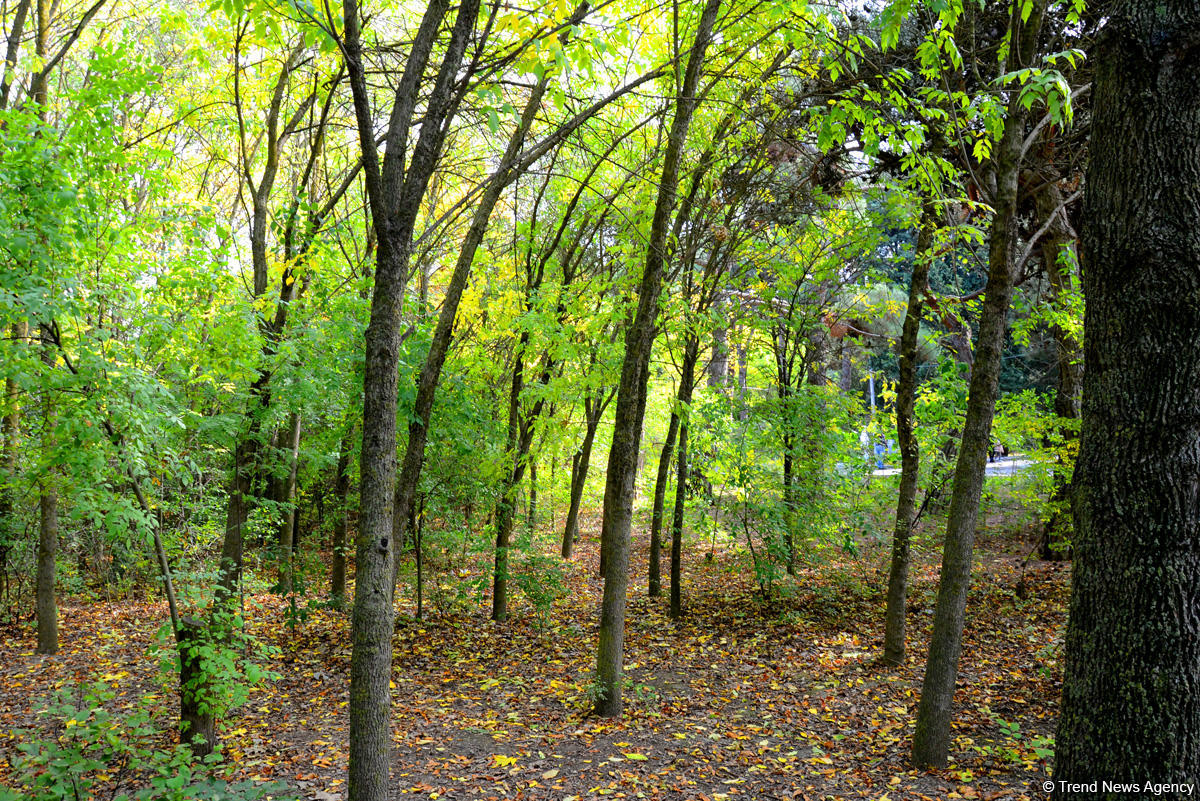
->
[0, 682, 295, 801]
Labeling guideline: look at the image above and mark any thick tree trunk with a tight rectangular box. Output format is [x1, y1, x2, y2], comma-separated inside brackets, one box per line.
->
[343, 0, 478, 794]
[881, 206, 934, 667]
[36, 481, 57, 654]
[178, 617, 216, 757]
[592, 0, 722, 718]
[910, 2, 1046, 768]
[648, 411, 679, 597]
[330, 436, 352, 609]
[1052, 10, 1200, 796]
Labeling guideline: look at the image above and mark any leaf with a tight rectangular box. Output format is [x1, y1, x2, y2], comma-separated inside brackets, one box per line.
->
[623, 752, 648, 760]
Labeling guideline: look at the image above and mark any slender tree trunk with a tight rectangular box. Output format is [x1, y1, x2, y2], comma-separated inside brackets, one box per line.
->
[36, 322, 57, 655]
[562, 395, 607, 558]
[881, 205, 934, 667]
[668, 340, 699, 619]
[330, 431, 352, 609]
[1, 322, 25, 606]
[910, 3, 1046, 769]
[277, 412, 301, 595]
[492, 344, 527, 623]
[388, 5, 593, 591]
[1035, 183, 1080, 561]
[592, 0, 722, 718]
[1052, 9, 1200, 795]
[648, 411, 679, 597]
[528, 461, 537, 531]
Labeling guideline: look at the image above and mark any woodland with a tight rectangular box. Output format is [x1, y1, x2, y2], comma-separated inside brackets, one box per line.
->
[0, 0, 1197, 799]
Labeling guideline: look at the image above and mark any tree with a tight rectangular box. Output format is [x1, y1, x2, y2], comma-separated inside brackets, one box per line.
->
[909, 0, 1049, 767]
[881, 203, 935, 666]
[592, 0, 723, 718]
[1052, 5, 1200, 795]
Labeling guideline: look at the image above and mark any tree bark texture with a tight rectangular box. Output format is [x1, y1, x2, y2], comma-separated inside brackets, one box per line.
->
[592, 0, 722, 717]
[1052, 8, 1200, 796]
[343, 0, 478, 797]
[882, 205, 934, 667]
[910, 1, 1046, 768]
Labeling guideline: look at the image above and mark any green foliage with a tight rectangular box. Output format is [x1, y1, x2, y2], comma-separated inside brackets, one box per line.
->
[0, 682, 295, 801]
[151, 604, 281, 724]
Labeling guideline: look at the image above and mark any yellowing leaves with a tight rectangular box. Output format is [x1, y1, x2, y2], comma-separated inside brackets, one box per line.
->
[491, 754, 518, 768]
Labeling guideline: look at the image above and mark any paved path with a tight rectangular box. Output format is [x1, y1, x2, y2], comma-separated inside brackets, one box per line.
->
[870, 454, 1034, 478]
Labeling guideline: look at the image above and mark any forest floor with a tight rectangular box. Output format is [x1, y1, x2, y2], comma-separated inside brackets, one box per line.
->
[0, 501, 1068, 801]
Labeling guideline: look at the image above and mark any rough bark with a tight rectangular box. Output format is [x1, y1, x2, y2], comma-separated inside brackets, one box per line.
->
[343, 0, 478, 796]
[648, 410, 679, 597]
[592, 0, 722, 718]
[1052, 9, 1200, 796]
[562, 392, 609, 559]
[35, 478, 57, 655]
[881, 205, 934, 667]
[910, 1, 1046, 768]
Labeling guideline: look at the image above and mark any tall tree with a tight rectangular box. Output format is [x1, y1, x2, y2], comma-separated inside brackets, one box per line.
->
[1052, 5, 1200, 795]
[592, 0, 723, 717]
[342, 1, 481, 797]
[911, 0, 1049, 767]
[881, 203, 935, 666]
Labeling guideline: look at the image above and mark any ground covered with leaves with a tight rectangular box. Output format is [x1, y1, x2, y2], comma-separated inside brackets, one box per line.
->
[1, 508, 1068, 801]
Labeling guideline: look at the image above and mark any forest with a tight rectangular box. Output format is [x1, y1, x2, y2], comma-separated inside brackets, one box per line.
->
[0, 0, 1197, 798]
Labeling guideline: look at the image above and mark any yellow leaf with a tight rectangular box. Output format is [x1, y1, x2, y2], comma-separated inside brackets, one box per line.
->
[542, 769, 559, 780]
[624, 753, 648, 761]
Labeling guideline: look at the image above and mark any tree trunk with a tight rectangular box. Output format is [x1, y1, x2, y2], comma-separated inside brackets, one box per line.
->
[36, 480, 57, 655]
[669, 420, 689, 621]
[648, 411, 679, 597]
[527, 461, 537, 531]
[1052, 10, 1200, 796]
[592, 0, 722, 718]
[668, 340, 700, 619]
[330, 440, 352, 609]
[562, 393, 608, 559]
[277, 412, 301, 595]
[881, 205, 934, 667]
[1, 322, 25, 602]
[36, 322, 57, 656]
[493, 343, 527, 623]
[178, 617, 216, 757]
[1035, 182, 1080, 561]
[343, 0, 479, 794]
[910, 2, 1046, 768]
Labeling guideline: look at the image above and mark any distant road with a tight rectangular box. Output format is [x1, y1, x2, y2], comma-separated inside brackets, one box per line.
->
[870, 454, 1034, 478]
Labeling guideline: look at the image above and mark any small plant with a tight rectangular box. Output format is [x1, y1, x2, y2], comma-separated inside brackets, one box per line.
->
[0, 681, 295, 801]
